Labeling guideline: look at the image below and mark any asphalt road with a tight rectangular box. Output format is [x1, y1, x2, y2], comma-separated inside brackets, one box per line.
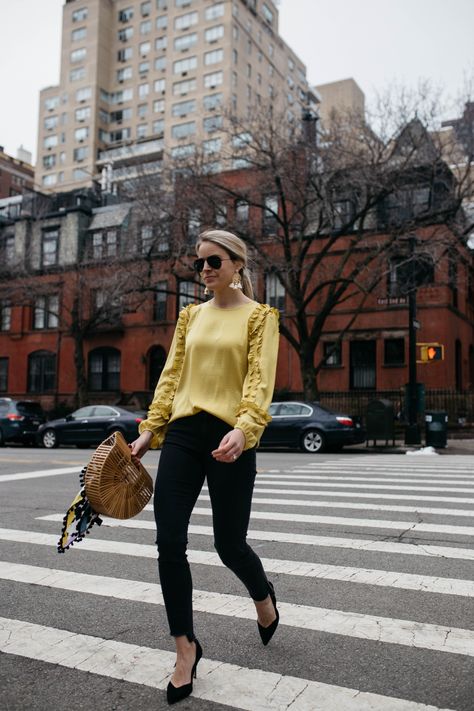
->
[1, 446, 474, 710]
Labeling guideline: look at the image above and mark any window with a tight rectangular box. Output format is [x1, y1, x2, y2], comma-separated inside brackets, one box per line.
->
[205, 3, 224, 21]
[203, 115, 222, 133]
[203, 92, 223, 112]
[174, 11, 198, 30]
[178, 280, 201, 310]
[139, 83, 150, 98]
[140, 225, 154, 253]
[118, 47, 133, 62]
[89, 230, 118, 260]
[204, 71, 223, 88]
[173, 78, 196, 95]
[323, 342, 342, 367]
[187, 208, 201, 240]
[171, 121, 196, 139]
[232, 131, 252, 149]
[262, 2, 273, 23]
[141, 1, 152, 15]
[44, 135, 58, 149]
[138, 103, 148, 118]
[215, 204, 227, 227]
[74, 126, 89, 141]
[137, 124, 148, 138]
[33, 295, 59, 330]
[152, 118, 165, 134]
[44, 115, 58, 130]
[118, 27, 134, 42]
[45, 96, 59, 111]
[156, 14, 168, 29]
[154, 78, 166, 93]
[153, 99, 165, 113]
[384, 338, 405, 366]
[0, 358, 8, 392]
[76, 86, 91, 102]
[173, 56, 198, 74]
[174, 32, 197, 51]
[0, 301, 11, 331]
[154, 56, 167, 71]
[73, 167, 89, 180]
[157, 0, 168, 7]
[72, 27, 87, 41]
[110, 88, 133, 103]
[70, 67, 86, 81]
[153, 282, 168, 321]
[42, 174, 57, 187]
[117, 66, 133, 82]
[155, 35, 168, 50]
[42, 154, 56, 169]
[73, 146, 88, 161]
[41, 229, 59, 267]
[70, 47, 86, 63]
[172, 98, 196, 117]
[204, 48, 223, 65]
[75, 106, 91, 121]
[171, 143, 195, 159]
[139, 60, 150, 73]
[232, 48, 238, 65]
[28, 351, 56, 393]
[140, 41, 151, 55]
[203, 137, 221, 154]
[263, 194, 278, 233]
[118, 7, 134, 22]
[110, 108, 132, 122]
[140, 19, 151, 33]
[265, 273, 285, 312]
[205, 24, 224, 42]
[72, 7, 88, 22]
[88, 347, 121, 391]
[175, 0, 192, 6]
[235, 199, 249, 223]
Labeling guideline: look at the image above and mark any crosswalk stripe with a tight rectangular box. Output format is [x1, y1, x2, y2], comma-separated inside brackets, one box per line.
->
[250, 486, 474, 505]
[0, 467, 82, 483]
[38, 515, 474, 561]
[0, 617, 452, 711]
[2, 528, 474, 598]
[1, 561, 473, 657]
[254, 479, 474, 493]
[278, 475, 474, 485]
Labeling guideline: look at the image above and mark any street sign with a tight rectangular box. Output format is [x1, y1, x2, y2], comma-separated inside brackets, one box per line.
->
[418, 343, 444, 362]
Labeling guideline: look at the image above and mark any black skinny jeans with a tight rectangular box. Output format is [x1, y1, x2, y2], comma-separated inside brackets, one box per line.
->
[154, 411, 270, 639]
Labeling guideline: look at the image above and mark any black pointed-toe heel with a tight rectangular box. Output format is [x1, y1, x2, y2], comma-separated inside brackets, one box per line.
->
[166, 638, 203, 705]
[258, 581, 280, 646]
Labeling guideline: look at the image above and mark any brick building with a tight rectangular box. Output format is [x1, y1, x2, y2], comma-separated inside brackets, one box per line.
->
[0, 146, 34, 199]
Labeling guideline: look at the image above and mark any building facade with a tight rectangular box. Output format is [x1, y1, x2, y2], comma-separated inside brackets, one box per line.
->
[36, 0, 315, 193]
[0, 146, 34, 199]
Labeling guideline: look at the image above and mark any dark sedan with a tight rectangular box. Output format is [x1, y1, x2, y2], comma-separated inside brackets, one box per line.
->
[38, 405, 145, 448]
[260, 401, 366, 453]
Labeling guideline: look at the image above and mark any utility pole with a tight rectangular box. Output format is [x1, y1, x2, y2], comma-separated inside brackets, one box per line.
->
[405, 234, 421, 444]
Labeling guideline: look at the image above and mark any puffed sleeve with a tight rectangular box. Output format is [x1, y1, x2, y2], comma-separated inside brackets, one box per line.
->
[138, 304, 193, 448]
[234, 305, 279, 450]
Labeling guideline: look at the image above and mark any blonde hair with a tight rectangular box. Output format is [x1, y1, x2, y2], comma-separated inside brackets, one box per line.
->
[196, 229, 254, 299]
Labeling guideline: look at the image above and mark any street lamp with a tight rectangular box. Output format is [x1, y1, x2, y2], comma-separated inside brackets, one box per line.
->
[405, 234, 421, 445]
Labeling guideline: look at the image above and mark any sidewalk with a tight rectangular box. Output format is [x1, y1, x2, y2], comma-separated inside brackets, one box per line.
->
[357, 438, 474, 455]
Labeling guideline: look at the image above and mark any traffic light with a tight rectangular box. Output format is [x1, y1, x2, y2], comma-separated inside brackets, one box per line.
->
[420, 344, 444, 362]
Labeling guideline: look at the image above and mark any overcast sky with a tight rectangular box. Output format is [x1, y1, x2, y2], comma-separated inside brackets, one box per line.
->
[1, 0, 472, 163]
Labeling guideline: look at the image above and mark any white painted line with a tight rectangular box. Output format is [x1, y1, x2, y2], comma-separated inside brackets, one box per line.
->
[1, 562, 474, 658]
[198, 494, 474, 519]
[38, 515, 474, 561]
[284, 475, 474, 485]
[0, 467, 82, 483]
[250, 486, 474, 505]
[2, 528, 474, 598]
[254, 479, 474, 493]
[0, 617, 452, 711]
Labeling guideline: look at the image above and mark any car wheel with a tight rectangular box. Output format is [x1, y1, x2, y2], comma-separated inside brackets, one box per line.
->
[42, 429, 58, 449]
[301, 429, 326, 453]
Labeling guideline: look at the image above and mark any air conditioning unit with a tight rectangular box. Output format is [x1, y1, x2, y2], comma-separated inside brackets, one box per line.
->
[119, 79, 124, 83]
[182, 71, 188, 76]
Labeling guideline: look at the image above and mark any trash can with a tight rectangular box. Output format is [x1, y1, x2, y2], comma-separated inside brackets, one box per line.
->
[425, 411, 448, 448]
[366, 399, 395, 446]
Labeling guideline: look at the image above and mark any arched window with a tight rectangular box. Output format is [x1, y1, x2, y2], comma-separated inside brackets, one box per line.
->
[148, 345, 166, 390]
[28, 350, 56, 392]
[88, 347, 121, 391]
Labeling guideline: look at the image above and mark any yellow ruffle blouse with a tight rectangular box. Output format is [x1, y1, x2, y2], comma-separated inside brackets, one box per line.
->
[138, 300, 279, 450]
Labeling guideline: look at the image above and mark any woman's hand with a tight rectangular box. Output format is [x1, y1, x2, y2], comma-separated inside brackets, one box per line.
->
[129, 430, 153, 467]
[212, 428, 246, 463]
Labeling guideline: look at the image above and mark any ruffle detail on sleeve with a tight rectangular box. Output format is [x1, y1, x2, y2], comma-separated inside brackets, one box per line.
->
[236, 399, 272, 426]
[245, 304, 279, 399]
[138, 304, 194, 448]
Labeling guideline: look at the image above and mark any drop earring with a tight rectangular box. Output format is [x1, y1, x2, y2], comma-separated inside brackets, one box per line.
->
[204, 286, 210, 295]
[229, 271, 243, 290]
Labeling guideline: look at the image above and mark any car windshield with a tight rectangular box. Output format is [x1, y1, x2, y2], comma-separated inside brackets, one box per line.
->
[17, 402, 44, 415]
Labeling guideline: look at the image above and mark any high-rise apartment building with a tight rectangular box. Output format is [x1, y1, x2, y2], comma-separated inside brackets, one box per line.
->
[37, 0, 316, 193]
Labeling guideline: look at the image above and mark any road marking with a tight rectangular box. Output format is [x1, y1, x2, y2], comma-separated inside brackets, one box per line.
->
[1, 562, 473, 657]
[0, 466, 81, 483]
[250, 486, 474, 505]
[255, 479, 474, 493]
[2, 528, 474, 598]
[198, 493, 474, 518]
[284, 475, 474, 485]
[38, 515, 474, 561]
[0, 617, 452, 711]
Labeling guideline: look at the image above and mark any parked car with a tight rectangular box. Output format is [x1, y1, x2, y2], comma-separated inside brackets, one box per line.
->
[38, 405, 145, 449]
[259, 401, 366, 453]
[0, 398, 46, 445]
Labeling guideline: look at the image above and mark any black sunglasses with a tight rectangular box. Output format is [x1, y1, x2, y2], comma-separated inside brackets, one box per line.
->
[193, 255, 232, 272]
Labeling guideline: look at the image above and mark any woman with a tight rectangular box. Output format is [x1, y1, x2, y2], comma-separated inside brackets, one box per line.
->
[130, 229, 280, 705]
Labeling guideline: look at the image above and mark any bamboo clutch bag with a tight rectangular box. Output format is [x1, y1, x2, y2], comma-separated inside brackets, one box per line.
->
[84, 430, 153, 519]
